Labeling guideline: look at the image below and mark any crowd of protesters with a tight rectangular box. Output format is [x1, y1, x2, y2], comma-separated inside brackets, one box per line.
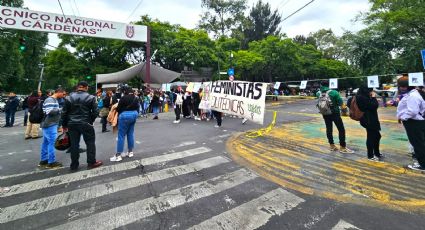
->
[1, 76, 424, 173]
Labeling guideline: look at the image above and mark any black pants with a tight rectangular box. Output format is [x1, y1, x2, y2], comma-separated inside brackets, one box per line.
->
[213, 111, 222, 126]
[403, 120, 425, 167]
[68, 123, 97, 168]
[101, 116, 108, 132]
[323, 114, 346, 147]
[366, 128, 381, 158]
[174, 105, 182, 121]
[194, 102, 201, 116]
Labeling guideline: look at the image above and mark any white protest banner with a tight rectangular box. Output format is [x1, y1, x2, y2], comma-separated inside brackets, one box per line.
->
[166, 84, 171, 92]
[209, 81, 267, 125]
[161, 84, 167, 92]
[329, 78, 338, 89]
[186, 82, 195, 92]
[193, 83, 202, 92]
[274, 82, 281, 89]
[368, 75, 379, 88]
[0, 6, 147, 42]
[300, 81, 308, 89]
[408, 72, 424, 86]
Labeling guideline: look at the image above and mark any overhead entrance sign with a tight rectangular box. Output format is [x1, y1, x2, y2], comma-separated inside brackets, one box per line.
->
[0, 6, 147, 42]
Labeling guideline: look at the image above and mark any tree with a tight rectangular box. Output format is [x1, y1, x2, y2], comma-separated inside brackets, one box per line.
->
[242, 0, 281, 47]
[309, 29, 343, 60]
[199, 0, 247, 38]
[42, 48, 84, 90]
[233, 50, 265, 81]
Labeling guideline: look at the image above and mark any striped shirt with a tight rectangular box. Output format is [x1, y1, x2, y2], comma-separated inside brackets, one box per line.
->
[41, 97, 61, 128]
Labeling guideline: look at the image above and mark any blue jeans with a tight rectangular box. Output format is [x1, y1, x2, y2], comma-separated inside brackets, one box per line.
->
[153, 106, 159, 116]
[117, 111, 138, 154]
[5, 110, 16, 126]
[41, 125, 58, 163]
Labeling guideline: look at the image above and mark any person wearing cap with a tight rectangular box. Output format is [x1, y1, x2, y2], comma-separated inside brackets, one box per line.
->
[396, 75, 425, 171]
[110, 85, 139, 162]
[317, 81, 354, 153]
[62, 81, 103, 171]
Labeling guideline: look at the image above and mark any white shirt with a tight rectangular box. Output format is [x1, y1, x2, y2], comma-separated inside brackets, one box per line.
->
[397, 89, 425, 121]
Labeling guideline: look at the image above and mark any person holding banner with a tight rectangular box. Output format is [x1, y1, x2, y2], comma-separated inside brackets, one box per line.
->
[213, 110, 222, 128]
[193, 89, 202, 121]
[173, 87, 184, 124]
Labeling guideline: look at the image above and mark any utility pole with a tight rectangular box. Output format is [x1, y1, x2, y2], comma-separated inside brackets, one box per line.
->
[37, 63, 44, 92]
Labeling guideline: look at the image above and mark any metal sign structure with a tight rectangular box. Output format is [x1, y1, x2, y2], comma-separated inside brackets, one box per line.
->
[0, 5, 147, 42]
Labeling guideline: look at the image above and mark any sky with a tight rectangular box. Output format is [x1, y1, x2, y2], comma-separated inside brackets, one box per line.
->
[23, 0, 371, 47]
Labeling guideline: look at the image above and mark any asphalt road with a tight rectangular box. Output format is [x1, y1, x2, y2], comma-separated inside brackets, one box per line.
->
[0, 100, 424, 230]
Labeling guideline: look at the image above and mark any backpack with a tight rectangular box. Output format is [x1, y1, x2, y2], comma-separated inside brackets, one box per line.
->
[317, 91, 333, 115]
[29, 100, 45, 124]
[349, 96, 364, 121]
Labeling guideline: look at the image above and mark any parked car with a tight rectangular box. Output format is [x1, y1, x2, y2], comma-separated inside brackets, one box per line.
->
[0, 98, 5, 112]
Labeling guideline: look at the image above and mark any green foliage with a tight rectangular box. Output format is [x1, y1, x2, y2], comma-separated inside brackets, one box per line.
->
[242, 0, 281, 47]
[199, 0, 247, 38]
[42, 48, 84, 91]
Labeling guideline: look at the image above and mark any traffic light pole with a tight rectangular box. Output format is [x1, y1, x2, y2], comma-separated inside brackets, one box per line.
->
[37, 64, 44, 92]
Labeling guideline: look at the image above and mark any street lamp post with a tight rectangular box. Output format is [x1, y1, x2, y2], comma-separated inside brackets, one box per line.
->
[37, 63, 44, 92]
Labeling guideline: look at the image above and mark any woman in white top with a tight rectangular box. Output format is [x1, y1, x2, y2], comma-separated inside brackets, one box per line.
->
[396, 76, 425, 171]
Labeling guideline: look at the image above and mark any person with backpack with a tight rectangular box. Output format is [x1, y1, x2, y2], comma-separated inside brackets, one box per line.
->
[62, 81, 103, 171]
[110, 85, 139, 162]
[349, 87, 383, 161]
[100, 91, 114, 133]
[25, 91, 42, 139]
[317, 81, 354, 153]
[39, 88, 65, 169]
[396, 76, 425, 172]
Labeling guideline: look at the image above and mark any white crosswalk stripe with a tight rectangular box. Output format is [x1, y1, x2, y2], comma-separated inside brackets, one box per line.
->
[47, 168, 258, 230]
[0, 147, 211, 197]
[0, 156, 229, 223]
[332, 220, 363, 230]
[187, 188, 305, 230]
[0, 146, 310, 230]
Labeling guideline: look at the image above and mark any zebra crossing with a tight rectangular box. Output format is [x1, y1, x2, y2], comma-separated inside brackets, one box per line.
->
[0, 145, 363, 230]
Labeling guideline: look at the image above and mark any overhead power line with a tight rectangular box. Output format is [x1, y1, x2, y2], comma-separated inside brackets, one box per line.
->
[72, 0, 81, 16]
[67, 0, 76, 16]
[282, 0, 315, 22]
[57, 0, 67, 19]
[125, 0, 144, 22]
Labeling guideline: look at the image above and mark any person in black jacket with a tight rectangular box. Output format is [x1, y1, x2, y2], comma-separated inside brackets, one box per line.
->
[151, 91, 160, 120]
[355, 86, 383, 162]
[3, 92, 20, 127]
[110, 85, 139, 162]
[62, 81, 103, 171]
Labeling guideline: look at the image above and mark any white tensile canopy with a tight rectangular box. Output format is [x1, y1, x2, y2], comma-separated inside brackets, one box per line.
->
[96, 62, 181, 84]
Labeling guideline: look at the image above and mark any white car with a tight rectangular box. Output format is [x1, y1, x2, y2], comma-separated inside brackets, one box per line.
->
[0, 100, 5, 112]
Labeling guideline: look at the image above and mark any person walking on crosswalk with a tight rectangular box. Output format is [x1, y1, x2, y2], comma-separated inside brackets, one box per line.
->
[110, 85, 139, 162]
[62, 81, 103, 171]
[39, 88, 65, 169]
